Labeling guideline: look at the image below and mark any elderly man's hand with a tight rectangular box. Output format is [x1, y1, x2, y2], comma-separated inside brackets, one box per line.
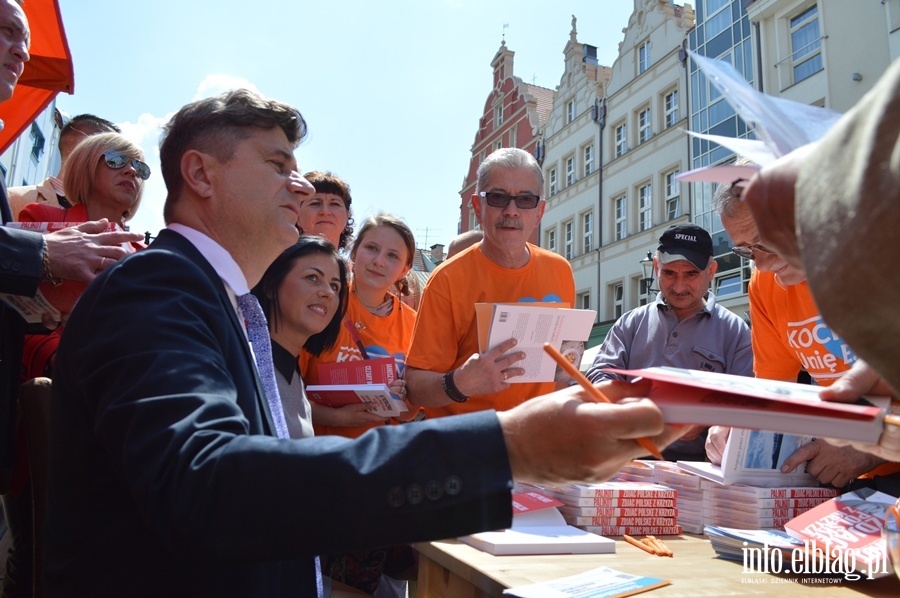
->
[44, 219, 144, 283]
[453, 337, 527, 397]
[780, 440, 884, 488]
[498, 379, 688, 485]
[817, 360, 900, 461]
[705, 425, 731, 466]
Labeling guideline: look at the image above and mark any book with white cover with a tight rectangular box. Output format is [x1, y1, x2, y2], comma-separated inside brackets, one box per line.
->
[475, 303, 595, 383]
[677, 428, 817, 487]
[605, 367, 889, 443]
[460, 492, 615, 556]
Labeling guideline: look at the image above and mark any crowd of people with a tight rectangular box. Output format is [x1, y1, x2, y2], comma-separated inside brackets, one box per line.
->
[0, 0, 899, 595]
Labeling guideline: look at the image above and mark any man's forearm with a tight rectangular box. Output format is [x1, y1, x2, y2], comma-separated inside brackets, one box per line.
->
[406, 367, 454, 408]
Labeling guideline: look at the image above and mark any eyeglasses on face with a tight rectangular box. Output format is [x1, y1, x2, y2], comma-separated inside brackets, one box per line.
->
[731, 242, 775, 260]
[103, 151, 151, 180]
[478, 191, 541, 210]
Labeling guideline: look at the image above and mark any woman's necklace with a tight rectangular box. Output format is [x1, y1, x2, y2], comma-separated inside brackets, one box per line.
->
[353, 289, 394, 329]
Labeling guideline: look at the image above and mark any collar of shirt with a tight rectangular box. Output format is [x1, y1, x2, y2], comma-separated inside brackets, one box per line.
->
[271, 340, 300, 383]
[166, 223, 250, 324]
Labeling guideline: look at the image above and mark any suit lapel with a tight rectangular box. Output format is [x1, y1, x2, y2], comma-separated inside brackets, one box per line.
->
[149, 230, 280, 437]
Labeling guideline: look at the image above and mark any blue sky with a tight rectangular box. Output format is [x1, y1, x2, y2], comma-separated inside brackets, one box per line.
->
[55, 0, 634, 249]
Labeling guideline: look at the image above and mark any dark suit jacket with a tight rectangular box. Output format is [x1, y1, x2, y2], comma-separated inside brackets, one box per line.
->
[0, 178, 43, 490]
[44, 229, 513, 597]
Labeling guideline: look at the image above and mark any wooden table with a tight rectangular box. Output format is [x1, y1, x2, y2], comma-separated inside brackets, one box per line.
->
[414, 534, 900, 597]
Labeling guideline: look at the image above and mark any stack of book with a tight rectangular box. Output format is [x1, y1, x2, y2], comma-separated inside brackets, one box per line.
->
[612, 460, 658, 483]
[704, 484, 839, 530]
[651, 461, 707, 534]
[533, 482, 682, 536]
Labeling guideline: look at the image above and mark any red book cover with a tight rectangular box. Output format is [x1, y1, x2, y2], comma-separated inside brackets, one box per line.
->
[316, 357, 396, 385]
[581, 525, 683, 536]
[557, 506, 677, 518]
[511, 492, 564, 514]
[783, 488, 894, 578]
[564, 515, 677, 527]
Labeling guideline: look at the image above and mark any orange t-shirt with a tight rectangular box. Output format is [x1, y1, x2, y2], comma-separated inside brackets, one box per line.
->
[406, 242, 575, 418]
[749, 269, 855, 386]
[303, 284, 417, 438]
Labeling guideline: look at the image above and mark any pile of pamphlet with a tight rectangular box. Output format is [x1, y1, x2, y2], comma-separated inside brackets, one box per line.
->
[532, 481, 682, 536]
[704, 484, 839, 530]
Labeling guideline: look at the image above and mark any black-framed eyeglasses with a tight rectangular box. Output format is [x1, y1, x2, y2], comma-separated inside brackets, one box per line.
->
[478, 191, 541, 210]
[103, 151, 151, 180]
[731, 243, 775, 260]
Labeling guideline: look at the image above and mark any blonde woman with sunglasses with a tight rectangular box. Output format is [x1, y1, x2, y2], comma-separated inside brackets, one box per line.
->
[19, 132, 150, 231]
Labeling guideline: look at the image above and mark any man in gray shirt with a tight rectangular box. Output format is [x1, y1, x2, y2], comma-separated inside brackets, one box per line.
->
[585, 224, 753, 460]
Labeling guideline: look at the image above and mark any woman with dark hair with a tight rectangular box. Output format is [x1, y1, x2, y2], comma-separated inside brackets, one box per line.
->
[298, 171, 354, 250]
[252, 235, 349, 439]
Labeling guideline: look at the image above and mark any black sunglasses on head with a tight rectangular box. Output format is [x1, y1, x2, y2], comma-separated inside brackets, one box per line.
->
[103, 151, 151, 180]
[478, 191, 541, 210]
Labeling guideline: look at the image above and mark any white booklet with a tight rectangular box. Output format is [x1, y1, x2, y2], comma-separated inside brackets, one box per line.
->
[475, 303, 595, 383]
[677, 428, 816, 487]
[461, 492, 615, 556]
[504, 566, 669, 598]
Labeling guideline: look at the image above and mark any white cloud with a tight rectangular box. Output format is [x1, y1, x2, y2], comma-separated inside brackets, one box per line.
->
[192, 74, 259, 101]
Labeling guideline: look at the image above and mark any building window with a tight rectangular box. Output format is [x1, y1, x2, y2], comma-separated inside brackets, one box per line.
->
[614, 196, 627, 241]
[638, 184, 652, 232]
[509, 126, 517, 148]
[29, 122, 45, 161]
[790, 5, 822, 84]
[665, 170, 681, 221]
[548, 168, 558, 196]
[578, 291, 591, 311]
[493, 140, 502, 152]
[639, 276, 651, 306]
[495, 104, 503, 127]
[613, 283, 624, 319]
[582, 212, 593, 253]
[565, 156, 575, 187]
[566, 99, 576, 124]
[638, 108, 651, 144]
[615, 124, 627, 158]
[716, 272, 742, 297]
[564, 221, 574, 259]
[638, 42, 650, 73]
[546, 228, 556, 253]
[664, 90, 678, 128]
[583, 144, 594, 176]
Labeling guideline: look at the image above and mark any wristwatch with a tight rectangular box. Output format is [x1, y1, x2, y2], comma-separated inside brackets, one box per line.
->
[442, 370, 469, 403]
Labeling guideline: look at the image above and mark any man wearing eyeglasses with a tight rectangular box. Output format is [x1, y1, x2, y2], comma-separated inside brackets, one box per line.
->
[706, 171, 891, 488]
[583, 223, 753, 462]
[406, 147, 577, 418]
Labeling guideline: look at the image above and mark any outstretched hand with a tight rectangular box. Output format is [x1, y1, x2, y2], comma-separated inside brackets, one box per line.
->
[44, 219, 144, 283]
[499, 379, 688, 486]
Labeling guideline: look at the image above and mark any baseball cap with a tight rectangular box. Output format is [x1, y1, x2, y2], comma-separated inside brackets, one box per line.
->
[657, 224, 713, 270]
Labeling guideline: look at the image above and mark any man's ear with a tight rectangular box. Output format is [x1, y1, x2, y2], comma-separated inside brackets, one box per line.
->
[471, 193, 483, 226]
[180, 149, 217, 199]
[708, 259, 719, 277]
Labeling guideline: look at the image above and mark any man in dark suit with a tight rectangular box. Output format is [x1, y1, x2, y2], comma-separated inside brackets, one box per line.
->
[44, 88, 683, 596]
[0, 2, 142, 594]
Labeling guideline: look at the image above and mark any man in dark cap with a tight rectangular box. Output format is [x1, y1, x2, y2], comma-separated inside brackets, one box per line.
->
[585, 223, 753, 461]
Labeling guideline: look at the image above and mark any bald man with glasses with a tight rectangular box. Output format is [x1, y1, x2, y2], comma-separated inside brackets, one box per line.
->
[706, 168, 894, 489]
[406, 147, 579, 418]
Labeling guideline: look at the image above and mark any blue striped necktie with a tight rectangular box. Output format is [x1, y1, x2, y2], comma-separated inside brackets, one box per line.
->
[237, 293, 290, 439]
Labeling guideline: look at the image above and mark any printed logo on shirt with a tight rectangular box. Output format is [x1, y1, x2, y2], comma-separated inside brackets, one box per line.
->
[785, 315, 856, 377]
[518, 293, 566, 303]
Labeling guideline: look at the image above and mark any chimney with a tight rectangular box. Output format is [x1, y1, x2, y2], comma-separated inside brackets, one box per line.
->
[430, 243, 445, 262]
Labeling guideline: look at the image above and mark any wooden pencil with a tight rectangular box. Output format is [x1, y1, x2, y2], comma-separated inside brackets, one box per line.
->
[542, 343, 664, 459]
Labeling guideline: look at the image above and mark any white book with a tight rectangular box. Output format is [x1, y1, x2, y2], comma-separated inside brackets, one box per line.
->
[461, 493, 615, 556]
[677, 428, 817, 487]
